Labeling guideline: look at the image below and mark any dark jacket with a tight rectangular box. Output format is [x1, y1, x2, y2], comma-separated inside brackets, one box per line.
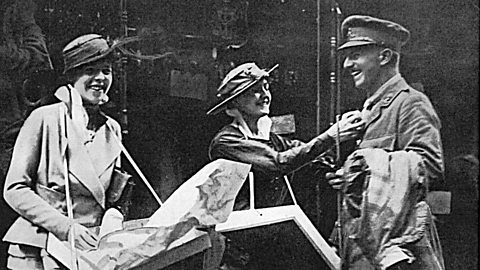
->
[209, 124, 334, 209]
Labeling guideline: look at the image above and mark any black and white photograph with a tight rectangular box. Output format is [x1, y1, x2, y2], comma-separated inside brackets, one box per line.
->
[0, 0, 478, 269]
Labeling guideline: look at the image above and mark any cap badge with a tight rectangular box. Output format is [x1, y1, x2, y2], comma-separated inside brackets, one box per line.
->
[346, 28, 356, 40]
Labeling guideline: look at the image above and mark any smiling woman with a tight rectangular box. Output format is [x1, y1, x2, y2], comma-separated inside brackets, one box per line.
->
[229, 78, 272, 125]
[2, 34, 134, 270]
[207, 63, 365, 209]
[70, 62, 113, 105]
[63, 34, 115, 106]
[206, 62, 365, 269]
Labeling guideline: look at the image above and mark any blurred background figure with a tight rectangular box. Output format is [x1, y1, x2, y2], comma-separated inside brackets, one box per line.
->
[1, 0, 53, 267]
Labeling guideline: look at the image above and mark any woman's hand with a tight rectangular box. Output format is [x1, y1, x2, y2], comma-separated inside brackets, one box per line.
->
[68, 223, 99, 251]
[326, 168, 345, 190]
[326, 110, 365, 142]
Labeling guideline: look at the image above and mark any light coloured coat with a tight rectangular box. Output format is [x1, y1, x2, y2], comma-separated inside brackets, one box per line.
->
[3, 87, 127, 250]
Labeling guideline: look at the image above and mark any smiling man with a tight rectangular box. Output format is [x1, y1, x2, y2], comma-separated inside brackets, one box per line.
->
[328, 15, 445, 270]
[338, 15, 444, 189]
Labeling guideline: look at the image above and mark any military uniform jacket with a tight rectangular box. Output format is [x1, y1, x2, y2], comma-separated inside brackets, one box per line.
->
[3, 87, 126, 249]
[359, 75, 444, 186]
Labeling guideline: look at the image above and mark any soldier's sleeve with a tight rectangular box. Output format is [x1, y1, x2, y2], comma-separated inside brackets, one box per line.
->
[398, 93, 445, 187]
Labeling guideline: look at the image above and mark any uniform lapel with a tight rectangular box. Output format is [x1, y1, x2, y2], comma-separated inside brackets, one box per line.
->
[362, 103, 382, 130]
[363, 78, 409, 130]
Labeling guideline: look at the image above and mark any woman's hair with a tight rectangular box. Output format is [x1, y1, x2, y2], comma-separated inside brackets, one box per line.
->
[63, 56, 114, 84]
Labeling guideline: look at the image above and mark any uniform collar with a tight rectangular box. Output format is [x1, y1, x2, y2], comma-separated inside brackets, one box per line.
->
[363, 73, 403, 109]
[360, 74, 410, 131]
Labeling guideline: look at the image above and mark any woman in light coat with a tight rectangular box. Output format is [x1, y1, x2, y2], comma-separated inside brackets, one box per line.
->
[3, 34, 132, 269]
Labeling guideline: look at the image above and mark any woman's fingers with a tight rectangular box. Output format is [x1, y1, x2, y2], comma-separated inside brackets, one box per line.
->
[341, 110, 361, 120]
[328, 111, 365, 140]
[81, 230, 98, 247]
[326, 169, 345, 190]
[71, 223, 99, 250]
[347, 120, 365, 130]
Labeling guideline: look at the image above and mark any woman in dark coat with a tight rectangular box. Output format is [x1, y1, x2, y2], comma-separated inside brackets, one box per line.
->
[208, 62, 364, 210]
[206, 62, 364, 270]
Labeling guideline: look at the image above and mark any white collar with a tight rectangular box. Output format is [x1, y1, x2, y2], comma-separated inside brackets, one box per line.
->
[226, 108, 272, 140]
[55, 85, 90, 132]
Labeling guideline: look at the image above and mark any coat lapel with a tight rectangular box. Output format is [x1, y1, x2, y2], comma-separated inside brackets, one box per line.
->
[87, 121, 122, 177]
[64, 111, 107, 208]
[363, 104, 382, 130]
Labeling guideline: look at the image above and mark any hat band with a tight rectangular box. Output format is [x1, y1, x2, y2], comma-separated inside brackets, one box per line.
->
[345, 27, 401, 50]
[63, 37, 111, 73]
[217, 76, 263, 100]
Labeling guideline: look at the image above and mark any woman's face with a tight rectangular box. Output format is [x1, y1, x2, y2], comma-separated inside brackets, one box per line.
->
[72, 60, 113, 105]
[233, 78, 271, 119]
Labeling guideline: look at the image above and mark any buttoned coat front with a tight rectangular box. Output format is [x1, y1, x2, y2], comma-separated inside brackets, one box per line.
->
[358, 77, 444, 186]
[3, 93, 126, 250]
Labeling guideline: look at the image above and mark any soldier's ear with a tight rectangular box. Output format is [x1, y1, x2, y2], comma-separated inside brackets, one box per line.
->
[379, 48, 394, 66]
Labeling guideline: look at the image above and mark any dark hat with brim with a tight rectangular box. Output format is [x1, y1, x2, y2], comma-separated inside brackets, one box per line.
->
[338, 15, 410, 51]
[62, 34, 115, 74]
[206, 63, 279, 115]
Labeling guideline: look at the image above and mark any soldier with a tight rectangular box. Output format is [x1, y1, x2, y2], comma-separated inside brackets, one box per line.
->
[328, 15, 445, 270]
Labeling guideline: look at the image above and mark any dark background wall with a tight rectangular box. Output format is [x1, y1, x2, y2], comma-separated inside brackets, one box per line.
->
[1, 0, 478, 268]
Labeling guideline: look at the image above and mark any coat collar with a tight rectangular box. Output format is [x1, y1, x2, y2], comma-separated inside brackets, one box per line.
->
[362, 75, 410, 128]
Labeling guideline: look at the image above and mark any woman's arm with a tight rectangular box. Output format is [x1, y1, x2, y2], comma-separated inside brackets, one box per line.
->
[3, 108, 72, 241]
[209, 129, 334, 177]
